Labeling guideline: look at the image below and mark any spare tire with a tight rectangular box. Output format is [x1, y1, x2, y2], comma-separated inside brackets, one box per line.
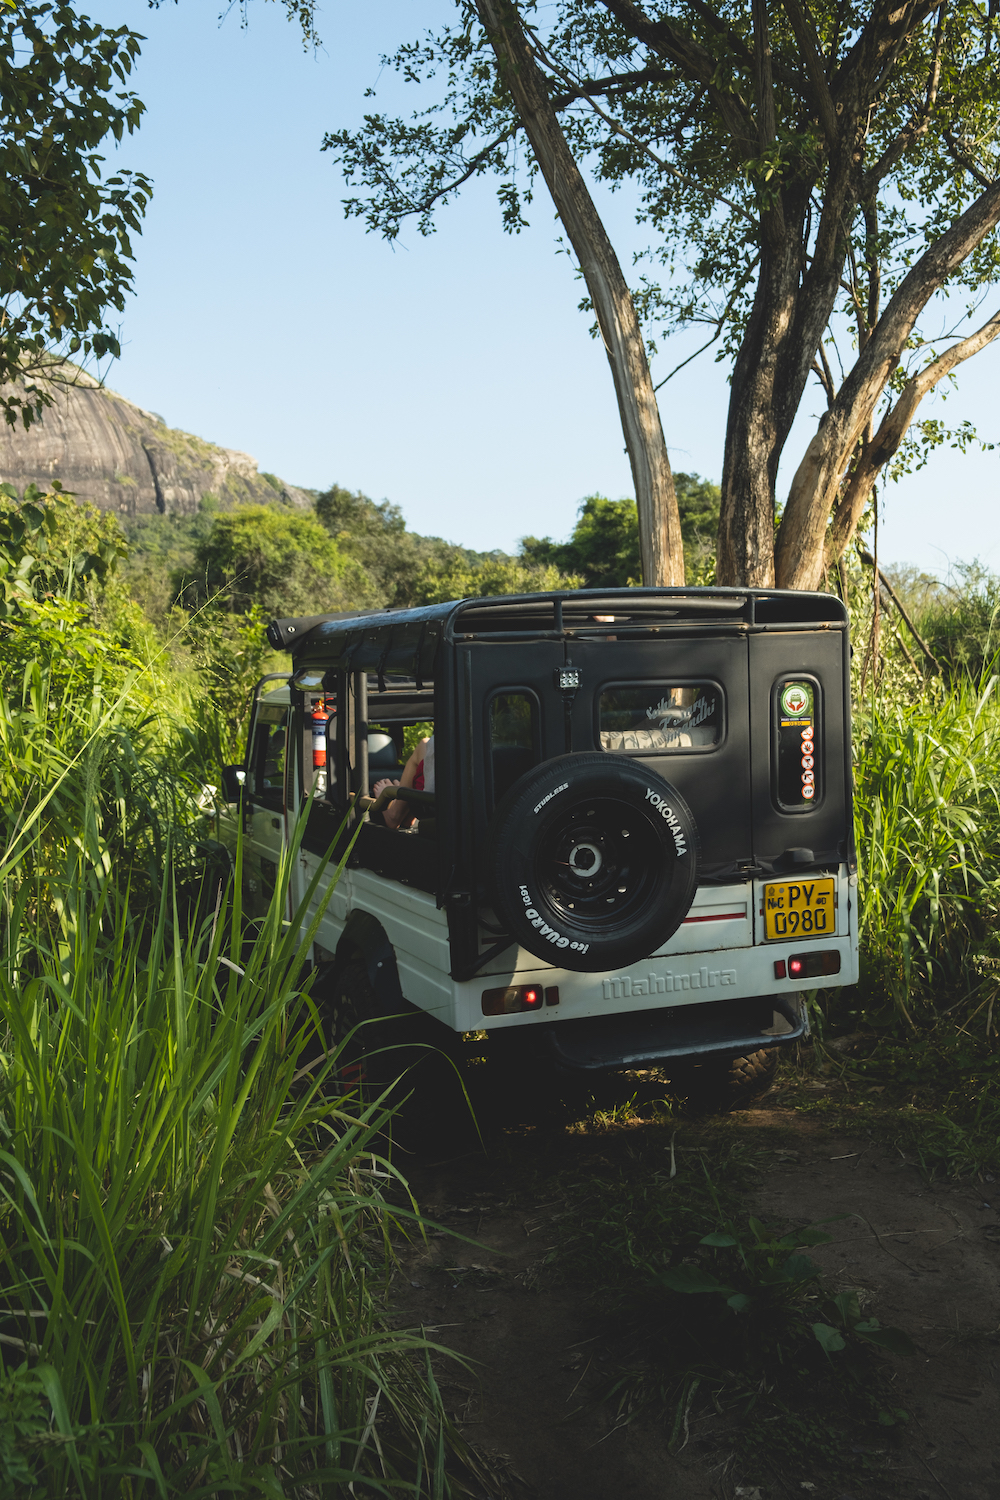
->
[487, 752, 699, 973]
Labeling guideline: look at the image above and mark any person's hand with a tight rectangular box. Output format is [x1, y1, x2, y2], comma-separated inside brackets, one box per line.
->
[373, 778, 399, 799]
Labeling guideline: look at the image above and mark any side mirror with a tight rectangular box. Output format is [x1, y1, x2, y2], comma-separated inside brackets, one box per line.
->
[222, 765, 246, 804]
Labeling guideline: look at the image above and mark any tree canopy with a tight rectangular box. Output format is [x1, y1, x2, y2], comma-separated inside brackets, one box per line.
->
[313, 481, 580, 605]
[0, 2, 150, 428]
[521, 473, 720, 586]
[174, 506, 370, 619]
[323, 0, 1000, 588]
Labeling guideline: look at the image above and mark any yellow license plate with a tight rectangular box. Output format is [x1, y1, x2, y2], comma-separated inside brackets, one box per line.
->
[763, 879, 836, 941]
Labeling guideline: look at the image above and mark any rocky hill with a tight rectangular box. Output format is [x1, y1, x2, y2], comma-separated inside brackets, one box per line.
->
[0, 366, 311, 516]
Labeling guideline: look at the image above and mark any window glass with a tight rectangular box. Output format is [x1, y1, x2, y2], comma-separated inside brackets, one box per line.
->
[489, 692, 537, 803]
[774, 679, 820, 809]
[250, 706, 288, 809]
[599, 684, 723, 752]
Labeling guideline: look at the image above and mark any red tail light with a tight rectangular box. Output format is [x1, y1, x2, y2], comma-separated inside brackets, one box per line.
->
[786, 950, 841, 979]
[482, 984, 545, 1016]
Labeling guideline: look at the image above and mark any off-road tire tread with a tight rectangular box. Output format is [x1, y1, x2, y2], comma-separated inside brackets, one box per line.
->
[681, 1047, 779, 1114]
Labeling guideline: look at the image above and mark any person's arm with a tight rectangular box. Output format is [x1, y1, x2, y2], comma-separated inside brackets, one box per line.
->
[383, 739, 428, 829]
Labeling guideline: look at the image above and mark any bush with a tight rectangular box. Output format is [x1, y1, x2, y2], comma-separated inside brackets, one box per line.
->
[174, 505, 375, 617]
[917, 561, 1000, 684]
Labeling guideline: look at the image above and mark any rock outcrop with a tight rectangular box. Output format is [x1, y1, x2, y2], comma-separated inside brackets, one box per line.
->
[0, 366, 311, 516]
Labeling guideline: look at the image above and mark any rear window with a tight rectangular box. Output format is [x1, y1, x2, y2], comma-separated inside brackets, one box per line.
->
[598, 684, 723, 753]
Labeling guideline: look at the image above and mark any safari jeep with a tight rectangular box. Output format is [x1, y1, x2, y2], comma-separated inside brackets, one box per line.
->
[221, 587, 859, 1107]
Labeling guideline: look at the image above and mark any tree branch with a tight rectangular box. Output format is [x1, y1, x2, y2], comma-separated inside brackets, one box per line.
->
[525, 25, 758, 223]
[861, 3, 948, 196]
[666, 0, 807, 91]
[412, 127, 520, 216]
[813, 339, 836, 405]
[826, 305, 1000, 564]
[943, 123, 994, 189]
[549, 66, 675, 112]
[653, 263, 760, 389]
[597, 0, 758, 151]
[776, 175, 1000, 589]
[830, 0, 939, 112]
[474, 0, 685, 584]
[779, 0, 840, 143]
[753, 0, 777, 153]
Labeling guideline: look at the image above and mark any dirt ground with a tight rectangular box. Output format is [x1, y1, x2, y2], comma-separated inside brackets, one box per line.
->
[387, 1080, 1000, 1500]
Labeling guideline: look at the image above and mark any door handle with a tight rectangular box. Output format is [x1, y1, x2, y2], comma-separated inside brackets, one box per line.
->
[271, 817, 281, 829]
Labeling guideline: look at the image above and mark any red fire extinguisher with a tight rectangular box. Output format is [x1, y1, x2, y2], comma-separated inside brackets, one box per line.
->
[311, 700, 330, 771]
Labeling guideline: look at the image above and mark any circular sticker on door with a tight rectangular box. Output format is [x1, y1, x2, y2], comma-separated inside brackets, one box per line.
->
[781, 684, 810, 716]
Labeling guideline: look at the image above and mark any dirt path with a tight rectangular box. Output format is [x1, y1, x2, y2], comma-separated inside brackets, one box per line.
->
[388, 1097, 1000, 1500]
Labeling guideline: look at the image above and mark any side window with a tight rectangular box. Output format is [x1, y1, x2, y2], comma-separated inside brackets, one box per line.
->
[598, 683, 723, 753]
[249, 707, 288, 811]
[488, 691, 539, 805]
[773, 677, 821, 811]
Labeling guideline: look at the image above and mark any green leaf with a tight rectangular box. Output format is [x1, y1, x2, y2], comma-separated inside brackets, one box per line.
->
[782, 1253, 820, 1282]
[699, 1232, 738, 1247]
[726, 1292, 751, 1312]
[790, 1228, 834, 1246]
[832, 1290, 861, 1326]
[661, 1264, 729, 1294]
[812, 1322, 847, 1354]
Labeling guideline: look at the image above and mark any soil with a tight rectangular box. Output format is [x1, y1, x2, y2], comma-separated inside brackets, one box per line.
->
[386, 1072, 1000, 1500]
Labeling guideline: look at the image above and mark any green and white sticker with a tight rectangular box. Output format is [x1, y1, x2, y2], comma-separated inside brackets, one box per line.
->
[781, 683, 810, 717]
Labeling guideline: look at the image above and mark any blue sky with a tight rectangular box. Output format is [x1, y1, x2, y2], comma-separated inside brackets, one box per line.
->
[85, 0, 1000, 575]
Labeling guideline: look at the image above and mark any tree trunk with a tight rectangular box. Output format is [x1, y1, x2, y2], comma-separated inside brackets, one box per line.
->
[476, 0, 684, 587]
[715, 0, 855, 588]
[718, 235, 800, 587]
[776, 179, 1000, 591]
[824, 305, 1000, 571]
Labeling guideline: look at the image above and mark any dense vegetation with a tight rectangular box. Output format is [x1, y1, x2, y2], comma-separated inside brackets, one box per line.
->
[2, 471, 1000, 1490]
[0, 487, 476, 1495]
[122, 469, 721, 628]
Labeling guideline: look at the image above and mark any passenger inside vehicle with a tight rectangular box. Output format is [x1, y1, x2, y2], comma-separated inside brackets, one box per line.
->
[373, 734, 434, 830]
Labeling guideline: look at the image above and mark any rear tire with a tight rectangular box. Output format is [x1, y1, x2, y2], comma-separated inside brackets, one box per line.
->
[317, 959, 465, 1137]
[678, 1047, 779, 1114]
[319, 955, 408, 1101]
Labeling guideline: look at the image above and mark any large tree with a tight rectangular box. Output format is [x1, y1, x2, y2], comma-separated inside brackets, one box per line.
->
[0, 1, 151, 429]
[324, 0, 1000, 589]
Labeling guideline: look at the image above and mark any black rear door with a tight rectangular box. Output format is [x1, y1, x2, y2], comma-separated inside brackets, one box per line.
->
[457, 639, 565, 896]
[748, 627, 851, 871]
[571, 631, 752, 878]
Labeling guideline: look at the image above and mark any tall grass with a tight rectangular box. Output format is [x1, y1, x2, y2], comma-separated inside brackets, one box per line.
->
[0, 835, 469, 1495]
[0, 565, 473, 1494]
[843, 547, 1000, 1025]
[853, 671, 1000, 1013]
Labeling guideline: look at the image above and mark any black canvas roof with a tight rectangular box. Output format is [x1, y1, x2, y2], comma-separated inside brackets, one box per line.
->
[267, 587, 847, 681]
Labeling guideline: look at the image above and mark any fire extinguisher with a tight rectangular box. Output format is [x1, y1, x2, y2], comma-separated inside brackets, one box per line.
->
[310, 700, 330, 774]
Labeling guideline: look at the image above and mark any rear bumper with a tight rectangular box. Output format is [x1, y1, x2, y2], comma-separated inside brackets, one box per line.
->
[540, 994, 807, 1073]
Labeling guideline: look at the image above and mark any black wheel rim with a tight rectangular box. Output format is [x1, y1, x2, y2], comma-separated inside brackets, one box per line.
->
[535, 796, 667, 930]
